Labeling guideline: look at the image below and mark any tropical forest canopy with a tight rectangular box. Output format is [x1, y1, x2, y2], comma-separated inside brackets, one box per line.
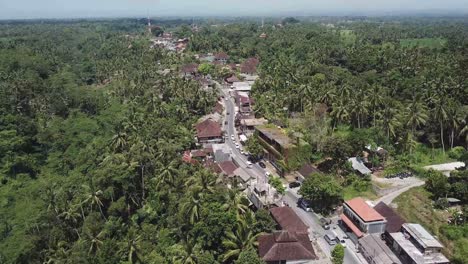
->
[0, 16, 467, 263]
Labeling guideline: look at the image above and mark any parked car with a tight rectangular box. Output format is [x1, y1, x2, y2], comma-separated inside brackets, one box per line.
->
[265, 171, 271, 177]
[298, 198, 312, 212]
[258, 161, 266, 168]
[246, 161, 252, 168]
[324, 234, 336, 246]
[336, 238, 347, 248]
[231, 135, 235, 140]
[288, 181, 301, 188]
[320, 218, 332, 229]
[226, 112, 230, 115]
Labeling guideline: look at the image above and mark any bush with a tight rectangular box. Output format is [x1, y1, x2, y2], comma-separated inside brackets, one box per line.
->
[332, 244, 345, 264]
[448, 146, 466, 160]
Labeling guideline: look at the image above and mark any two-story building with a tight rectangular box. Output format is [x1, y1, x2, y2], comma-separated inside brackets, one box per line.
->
[214, 52, 229, 64]
[340, 197, 387, 240]
[388, 223, 449, 264]
[195, 119, 223, 144]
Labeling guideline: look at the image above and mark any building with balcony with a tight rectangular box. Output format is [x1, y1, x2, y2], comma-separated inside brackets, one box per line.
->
[340, 197, 387, 239]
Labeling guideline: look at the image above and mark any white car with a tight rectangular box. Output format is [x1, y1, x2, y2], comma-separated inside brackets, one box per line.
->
[235, 144, 240, 149]
[225, 97, 228, 101]
[265, 171, 271, 177]
[246, 161, 253, 168]
[231, 135, 235, 140]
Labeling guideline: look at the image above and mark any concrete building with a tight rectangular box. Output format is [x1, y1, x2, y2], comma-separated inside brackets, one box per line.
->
[388, 223, 449, 264]
[340, 197, 387, 239]
[255, 126, 296, 175]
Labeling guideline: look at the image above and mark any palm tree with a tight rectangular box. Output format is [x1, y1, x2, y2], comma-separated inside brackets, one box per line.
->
[433, 96, 449, 153]
[222, 213, 259, 262]
[155, 160, 178, 189]
[222, 216, 259, 262]
[222, 189, 249, 215]
[118, 227, 142, 263]
[81, 183, 106, 220]
[406, 96, 428, 149]
[182, 189, 203, 225]
[172, 236, 198, 264]
[368, 85, 384, 128]
[81, 229, 106, 256]
[185, 170, 216, 194]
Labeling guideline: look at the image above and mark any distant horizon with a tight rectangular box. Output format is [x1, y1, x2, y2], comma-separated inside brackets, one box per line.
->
[1, 9, 468, 21]
[1, 0, 468, 20]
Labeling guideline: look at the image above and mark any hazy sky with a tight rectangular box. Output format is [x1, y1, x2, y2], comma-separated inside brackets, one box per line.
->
[1, 0, 467, 19]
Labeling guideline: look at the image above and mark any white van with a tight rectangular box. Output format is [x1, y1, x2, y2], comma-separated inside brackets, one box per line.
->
[324, 234, 336, 245]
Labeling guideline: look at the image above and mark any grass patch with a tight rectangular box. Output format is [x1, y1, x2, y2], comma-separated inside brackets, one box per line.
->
[343, 185, 377, 200]
[400, 38, 447, 49]
[409, 145, 454, 168]
[394, 187, 457, 259]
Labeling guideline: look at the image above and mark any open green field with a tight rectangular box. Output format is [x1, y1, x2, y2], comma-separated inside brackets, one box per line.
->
[400, 38, 447, 49]
[343, 185, 377, 200]
[394, 187, 467, 262]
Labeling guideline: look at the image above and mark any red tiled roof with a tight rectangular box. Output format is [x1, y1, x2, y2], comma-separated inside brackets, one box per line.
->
[219, 160, 238, 175]
[182, 63, 198, 73]
[195, 119, 222, 139]
[345, 197, 384, 222]
[214, 52, 229, 60]
[204, 159, 222, 174]
[258, 231, 317, 262]
[191, 149, 206, 158]
[226, 75, 240, 83]
[340, 214, 364, 238]
[270, 207, 308, 233]
[213, 102, 223, 114]
[240, 61, 257, 74]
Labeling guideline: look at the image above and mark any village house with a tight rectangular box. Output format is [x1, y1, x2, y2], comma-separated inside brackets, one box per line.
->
[296, 163, 321, 183]
[240, 57, 259, 74]
[214, 52, 229, 64]
[195, 118, 223, 144]
[182, 63, 199, 78]
[258, 231, 318, 264]
[340, 197, 387, 240]
[269, 207, 309, 234]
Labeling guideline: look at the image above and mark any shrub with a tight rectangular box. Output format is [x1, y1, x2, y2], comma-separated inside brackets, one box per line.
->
[448, 146, 466, 160]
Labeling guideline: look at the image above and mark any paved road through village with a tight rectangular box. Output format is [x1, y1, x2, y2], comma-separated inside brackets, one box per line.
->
[218, 83, 363, 264]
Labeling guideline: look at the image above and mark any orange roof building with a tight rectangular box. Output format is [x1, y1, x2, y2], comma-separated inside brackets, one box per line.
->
[340, 197, 387, 239]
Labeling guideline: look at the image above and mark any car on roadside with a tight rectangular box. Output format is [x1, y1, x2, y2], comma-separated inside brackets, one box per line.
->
[246, 161, 252, 168]
[258, 161, 266, 168]
[336, 237, 347, 248]
[226, 112, 230, 115]
[265, 171, 271, 177]
[297, 198, 313, 212]
[231, 135, 235, 140]
[288, 181, 301, 188]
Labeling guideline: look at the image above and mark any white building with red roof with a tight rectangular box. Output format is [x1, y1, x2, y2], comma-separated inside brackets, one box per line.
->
[340, 197, 387, 239]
